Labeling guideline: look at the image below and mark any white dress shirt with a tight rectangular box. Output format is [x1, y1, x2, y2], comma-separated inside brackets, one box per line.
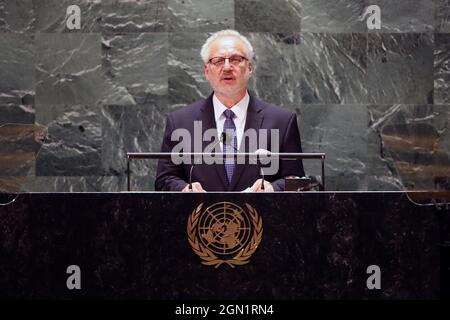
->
[212, 92, 249, 151]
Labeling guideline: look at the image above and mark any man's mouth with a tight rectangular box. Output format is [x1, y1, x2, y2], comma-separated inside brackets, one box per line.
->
[221, 76, 235, 81]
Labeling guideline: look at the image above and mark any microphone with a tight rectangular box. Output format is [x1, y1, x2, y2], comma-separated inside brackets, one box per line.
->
[253, 149, 272, 191]
[222, 133, 268, 191]
[189, 132, 226, 191]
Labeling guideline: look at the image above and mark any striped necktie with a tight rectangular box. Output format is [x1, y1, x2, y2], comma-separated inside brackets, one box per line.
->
[223, 109, 237, 183]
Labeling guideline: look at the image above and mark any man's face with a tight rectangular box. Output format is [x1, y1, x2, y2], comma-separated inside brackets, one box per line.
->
[204, 36, 253, 98]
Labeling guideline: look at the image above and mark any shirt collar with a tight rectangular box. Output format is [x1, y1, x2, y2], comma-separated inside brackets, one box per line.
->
[212, 91, 249, 123]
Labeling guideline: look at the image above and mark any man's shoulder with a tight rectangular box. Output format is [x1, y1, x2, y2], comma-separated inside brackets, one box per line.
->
[167, 98, 207, 120]
[254, 97, 296, 119]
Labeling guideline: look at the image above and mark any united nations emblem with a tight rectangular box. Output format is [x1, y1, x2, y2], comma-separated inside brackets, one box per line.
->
[187, 202, 263, 268]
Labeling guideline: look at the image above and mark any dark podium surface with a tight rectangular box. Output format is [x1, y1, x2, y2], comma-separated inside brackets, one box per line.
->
[0, 192, 448, 299]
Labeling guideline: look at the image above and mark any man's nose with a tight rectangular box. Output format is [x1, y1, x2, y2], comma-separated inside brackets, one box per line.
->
[223, 58, 232, 70]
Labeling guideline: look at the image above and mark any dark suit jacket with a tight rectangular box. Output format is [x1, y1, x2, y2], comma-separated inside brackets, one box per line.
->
[155, 93, 305, 191]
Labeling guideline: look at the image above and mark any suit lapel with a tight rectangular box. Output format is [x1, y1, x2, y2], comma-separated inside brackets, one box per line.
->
[229, 95, 264, 190]
[200, 94, 229, 190]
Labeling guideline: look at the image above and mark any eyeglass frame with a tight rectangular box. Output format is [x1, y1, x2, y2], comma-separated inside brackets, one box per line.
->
[207, 55, 249, 67]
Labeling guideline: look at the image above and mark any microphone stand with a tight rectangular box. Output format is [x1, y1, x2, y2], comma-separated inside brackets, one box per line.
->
[223, 133, 266, 191]
[189, 132, 226, 191]
[188, 165, 194, 191]
[254, 149, 269, 191]
[261, 170, 265, 191]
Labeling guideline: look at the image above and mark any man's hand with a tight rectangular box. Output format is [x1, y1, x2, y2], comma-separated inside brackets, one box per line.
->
[182, 182, 206, 192]
[250, 179, 274, 192]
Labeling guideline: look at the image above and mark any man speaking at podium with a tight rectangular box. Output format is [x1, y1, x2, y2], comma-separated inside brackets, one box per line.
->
[155, 30, 304, 192]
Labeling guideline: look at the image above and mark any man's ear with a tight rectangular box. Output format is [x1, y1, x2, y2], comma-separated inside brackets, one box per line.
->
[248, 62, 253, 76]
[204, 64, 209, 79]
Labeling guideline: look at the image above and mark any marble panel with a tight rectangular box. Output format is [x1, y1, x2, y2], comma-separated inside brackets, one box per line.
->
[101, 0, 168, 33]
[299, 104, 369, 191]
[168, 0, 233, 32]
[235, 0, 301, 33]
[0, 33, 34, 105]
[434, 0, 450, 32]
[35, 33, 104, 105]
[301, 0, 366, 33]
[35, 105, 102, 176]
[367, 33, 433, 104]
[300, 33, 368, 104]
[434, 33, 450, 104]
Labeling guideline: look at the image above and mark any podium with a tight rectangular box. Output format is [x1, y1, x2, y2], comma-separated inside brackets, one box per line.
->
[0, 192, 447, 299]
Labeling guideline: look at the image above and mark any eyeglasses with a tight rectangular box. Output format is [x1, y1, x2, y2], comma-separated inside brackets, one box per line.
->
[208, 55, 248, 67]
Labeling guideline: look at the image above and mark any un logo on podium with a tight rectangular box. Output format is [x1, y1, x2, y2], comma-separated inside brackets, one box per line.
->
[187, 202, 263, 268]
